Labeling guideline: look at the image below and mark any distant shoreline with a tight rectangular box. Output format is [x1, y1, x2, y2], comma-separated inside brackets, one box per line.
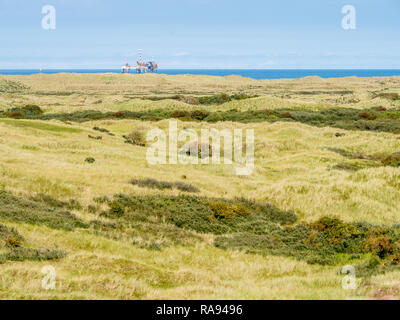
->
[2, 69, 400, 80]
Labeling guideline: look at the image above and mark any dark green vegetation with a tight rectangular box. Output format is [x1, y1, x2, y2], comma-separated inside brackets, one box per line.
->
[294, 90, 354, 95]
[215, 217, 400, 276]
[328, 148, 400, 171]
[2, 187, 400, 276]
[3, 106, 400, 134]
[91, 194, 400, 276]
[97, 194, 297, 234]
[0, 191, 88, 231]
[88, 134, 102, 140]
[381, 153, 400, 167]
[0, 223, 65, 264]
[93, 126, 115, 136]
[130, 177, 200, 193]
[145, 93, 257, 105]
[85, 157, 96, 163]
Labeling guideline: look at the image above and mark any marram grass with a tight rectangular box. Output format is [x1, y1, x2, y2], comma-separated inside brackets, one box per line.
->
[0, 74, 400, 299]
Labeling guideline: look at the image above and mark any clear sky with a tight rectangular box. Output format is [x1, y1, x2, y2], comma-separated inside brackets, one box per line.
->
[0, 0, 399, 69]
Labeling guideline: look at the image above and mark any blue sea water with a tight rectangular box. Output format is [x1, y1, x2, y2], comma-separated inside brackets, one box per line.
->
[1, 69, 400, 80]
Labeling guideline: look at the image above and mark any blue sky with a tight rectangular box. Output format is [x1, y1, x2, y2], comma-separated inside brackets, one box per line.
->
[0, 0, 399, 69]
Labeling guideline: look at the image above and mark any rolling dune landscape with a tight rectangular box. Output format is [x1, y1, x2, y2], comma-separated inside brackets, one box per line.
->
[0, 73, 400, 299]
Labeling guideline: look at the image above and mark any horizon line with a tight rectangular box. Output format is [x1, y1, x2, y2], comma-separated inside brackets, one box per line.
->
[1, 68, 400, 71]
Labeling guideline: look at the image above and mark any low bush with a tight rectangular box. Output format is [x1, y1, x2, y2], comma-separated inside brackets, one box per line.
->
[332, 161, 376, 172]
[108, 201, 125, 216]
[381, 153, 400, 167]
[279, 111, 295, 119]
[88, 135, 102, 140]
[359, 112, 377, 120]
[22, 105, 43, 115]
[190, 110, 210, 121]
[374, 92, 400, 100]
[93, 126, 109, 133]
[30, 193, 82, 211]
[85, 157, 96, 163]
[94, 193, 400, 274]
[124, 129, 146, 146]
[365, 235, 394, 259]
[209, 201, 250, 220]
[0, 191, 88, 231]
[144, 93, 255, 105]
[100, 194, 297, 235]
[0, 223, 66, 264]
[3, 105, 400, 134]
[199, 93, 231, 105]
[130, 177, 200, 193]
[327, 147, 372, 160]
[170, 111, 189, 118]
[295, 90, 354, 95]
[215, 216, 400, 272]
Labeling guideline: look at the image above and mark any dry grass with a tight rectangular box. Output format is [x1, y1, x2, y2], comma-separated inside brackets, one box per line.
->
[1, 118, 399, 224]
[0, 73, 400, 299]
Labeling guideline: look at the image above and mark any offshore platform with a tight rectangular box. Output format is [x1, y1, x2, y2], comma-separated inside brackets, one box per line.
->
[121, 49, 158, 74]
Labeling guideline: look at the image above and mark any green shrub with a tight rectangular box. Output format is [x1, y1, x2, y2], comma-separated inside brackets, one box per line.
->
[88, 135, 102, 140]
[5, 247, 66, 262]
[93, 126, 108, 133]
[365, 236, 394, 259]
[85, 157, 96, 163]
[130, 177, 200, 193]
[170, 111, 189, 118]
[144, 93, 253, 105]
[124, 129, 146, 146]
[0, 191, 88, 230]
[190, 110, 210, 121]
[5, 237, 23, 248]
[199, 93, 231, 105]
[30, 193, 82, 211]
[279, 112, 295, 119]
[0, 223, 66, 264]
[3, 105, 43, 118]
[4, 111, 23, 118]
[358, 112, 377, 120]
[381, 153, 400, 167]
[327, 147, 370, 160]
[209, 201, 250, 220]
[3, 105, 400, 134]
[173, 181, 200, 193]
[22, 105, 43, 115]
[108, 201, 125, 216]
[100, 194, 296, 235]
[332, 161, 377, 172]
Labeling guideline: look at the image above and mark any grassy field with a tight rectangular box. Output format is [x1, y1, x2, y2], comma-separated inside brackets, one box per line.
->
[0, 73, 400, 299]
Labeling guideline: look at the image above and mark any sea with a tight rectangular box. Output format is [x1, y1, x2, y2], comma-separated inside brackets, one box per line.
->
[1, 69, 400, 80]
